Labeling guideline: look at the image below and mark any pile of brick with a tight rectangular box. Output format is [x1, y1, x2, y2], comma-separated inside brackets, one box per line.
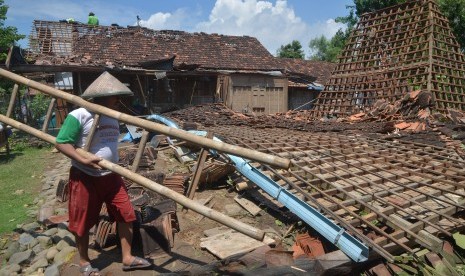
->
[346, 90, 434, 132]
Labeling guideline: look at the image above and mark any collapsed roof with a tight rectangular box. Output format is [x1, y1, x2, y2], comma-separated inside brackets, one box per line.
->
[26, 21, 281, 72]
[279, 58, 336, 85]
[22, 21, 336, 86]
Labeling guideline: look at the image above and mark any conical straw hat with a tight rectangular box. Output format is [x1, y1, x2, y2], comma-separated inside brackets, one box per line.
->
[81, 71, 133, 99]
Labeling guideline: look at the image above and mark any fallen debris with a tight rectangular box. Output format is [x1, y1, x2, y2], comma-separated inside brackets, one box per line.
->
[294, 232, 325, 259]
[234, 194, 262, 216]
[200, 227, 276, 259]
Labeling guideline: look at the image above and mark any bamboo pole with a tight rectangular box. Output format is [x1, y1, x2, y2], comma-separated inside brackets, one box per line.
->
[131, 130, 149, 172]
[0, 114, 265, 241]
[0, 69, 290, 169]
[6, 83, 19, 118]
[41, 98, 56, 132]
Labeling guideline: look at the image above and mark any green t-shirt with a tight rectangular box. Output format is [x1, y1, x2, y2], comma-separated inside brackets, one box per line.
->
[88, 15, 99, 26]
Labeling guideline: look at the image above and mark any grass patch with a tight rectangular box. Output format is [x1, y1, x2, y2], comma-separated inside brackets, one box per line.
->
[0, 147, 52, 234]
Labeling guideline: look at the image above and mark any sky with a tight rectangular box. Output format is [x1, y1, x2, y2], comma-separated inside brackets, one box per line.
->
[4, 0, 353, 58]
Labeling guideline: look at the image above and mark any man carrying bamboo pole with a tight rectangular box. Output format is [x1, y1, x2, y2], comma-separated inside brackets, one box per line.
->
[55, 72, 151, 275]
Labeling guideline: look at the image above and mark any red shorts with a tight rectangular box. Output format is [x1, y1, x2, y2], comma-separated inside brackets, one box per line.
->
[68, 166, 136, 237]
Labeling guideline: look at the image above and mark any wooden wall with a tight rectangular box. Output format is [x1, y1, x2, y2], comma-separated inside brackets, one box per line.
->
[225, 74, 288, 114]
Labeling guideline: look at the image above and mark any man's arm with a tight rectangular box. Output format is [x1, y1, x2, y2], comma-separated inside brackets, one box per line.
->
[55, 143, 103, 169]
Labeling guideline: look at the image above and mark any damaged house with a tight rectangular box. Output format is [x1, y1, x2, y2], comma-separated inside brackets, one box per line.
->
[7, 20, 327, 120]
[280, 58, 335, 110]
[5, 0, 465, 275]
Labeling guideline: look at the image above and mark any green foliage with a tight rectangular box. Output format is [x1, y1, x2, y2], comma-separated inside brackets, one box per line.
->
[8, 131, 28, 152]
[277, 40, 305, 59]
[358, 209, 369, 216]
[312, 0, 407, 61]
[351, 0, 407, 17]
[0, 0, 25, 117]
[438, 0, 465, 52]
[28, 93, 52, 127]
[0, 0, 25, 62]
[0, 84, 53, 128]
[0, 79, 15, 113]
[337, 0, 407, 32]
[393, 250, 465, 276]
[308, 33, 344, 62]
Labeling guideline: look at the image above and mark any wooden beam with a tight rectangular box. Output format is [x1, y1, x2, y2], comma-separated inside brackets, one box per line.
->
[131, 130, 150, 173]
[186, 132, 214, 199]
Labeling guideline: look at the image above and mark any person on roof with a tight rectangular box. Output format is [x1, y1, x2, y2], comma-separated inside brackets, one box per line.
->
[55, 72, 151, 275]
[87, 12, 99, 26]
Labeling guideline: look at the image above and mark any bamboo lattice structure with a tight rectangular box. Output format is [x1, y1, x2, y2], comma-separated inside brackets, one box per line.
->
[28, 20, 128, 57]
[312, 0, 465, 117]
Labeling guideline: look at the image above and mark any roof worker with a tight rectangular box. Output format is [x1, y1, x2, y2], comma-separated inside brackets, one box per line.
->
[55, 72, 152, 275]
[87, 12, 99, 26]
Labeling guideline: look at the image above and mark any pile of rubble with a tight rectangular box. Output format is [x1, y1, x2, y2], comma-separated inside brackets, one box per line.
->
[342, 90, 433, 132]
[165, 103, 393, 133]
[33, 54, 122, 69]
[3, 98, 465, 275]
[0, 139, 339, 275]
[165, 94, 465, 157]
[163, 90, 446, 135]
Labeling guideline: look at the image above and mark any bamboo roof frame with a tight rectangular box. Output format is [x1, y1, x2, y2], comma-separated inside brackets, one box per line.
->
[312, 0, 465, 117]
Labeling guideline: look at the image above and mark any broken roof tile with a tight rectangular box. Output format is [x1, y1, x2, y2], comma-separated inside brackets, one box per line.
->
[28, 21, 281, 72]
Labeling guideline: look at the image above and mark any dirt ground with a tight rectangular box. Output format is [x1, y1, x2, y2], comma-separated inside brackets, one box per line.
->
[60, 190, 283, 275]
[57, 146, 288, 276]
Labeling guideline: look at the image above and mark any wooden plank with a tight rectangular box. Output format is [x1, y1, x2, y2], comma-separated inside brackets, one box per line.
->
[200, 228, 275, 259]
[186, 132, 213, 199]
[234, 195, 261, 216]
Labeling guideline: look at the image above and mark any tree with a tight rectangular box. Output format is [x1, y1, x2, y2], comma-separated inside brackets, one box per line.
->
[0, 0, 25, 117]
[276, 40, 305, 59]
[350, 0, 407, 16]
[0, 0, 25, 62]
[308, 30, 346, 62]
[438, 0, 465, 52]
[334, 0, 406, 47]
[308, 35, 330, 61]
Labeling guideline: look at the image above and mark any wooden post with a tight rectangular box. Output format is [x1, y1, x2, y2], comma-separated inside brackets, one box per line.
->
[6, 84, 19, 118]
[186, 132, 213, 200]
[131, 130, 149, 172]
[41, 98, 56, 132]
[136, 74, 147, 108]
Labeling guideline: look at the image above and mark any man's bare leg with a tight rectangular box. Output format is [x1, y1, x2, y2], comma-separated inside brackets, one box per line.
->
[75, 233, 91, 266]
[118, 222, 135, 265]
